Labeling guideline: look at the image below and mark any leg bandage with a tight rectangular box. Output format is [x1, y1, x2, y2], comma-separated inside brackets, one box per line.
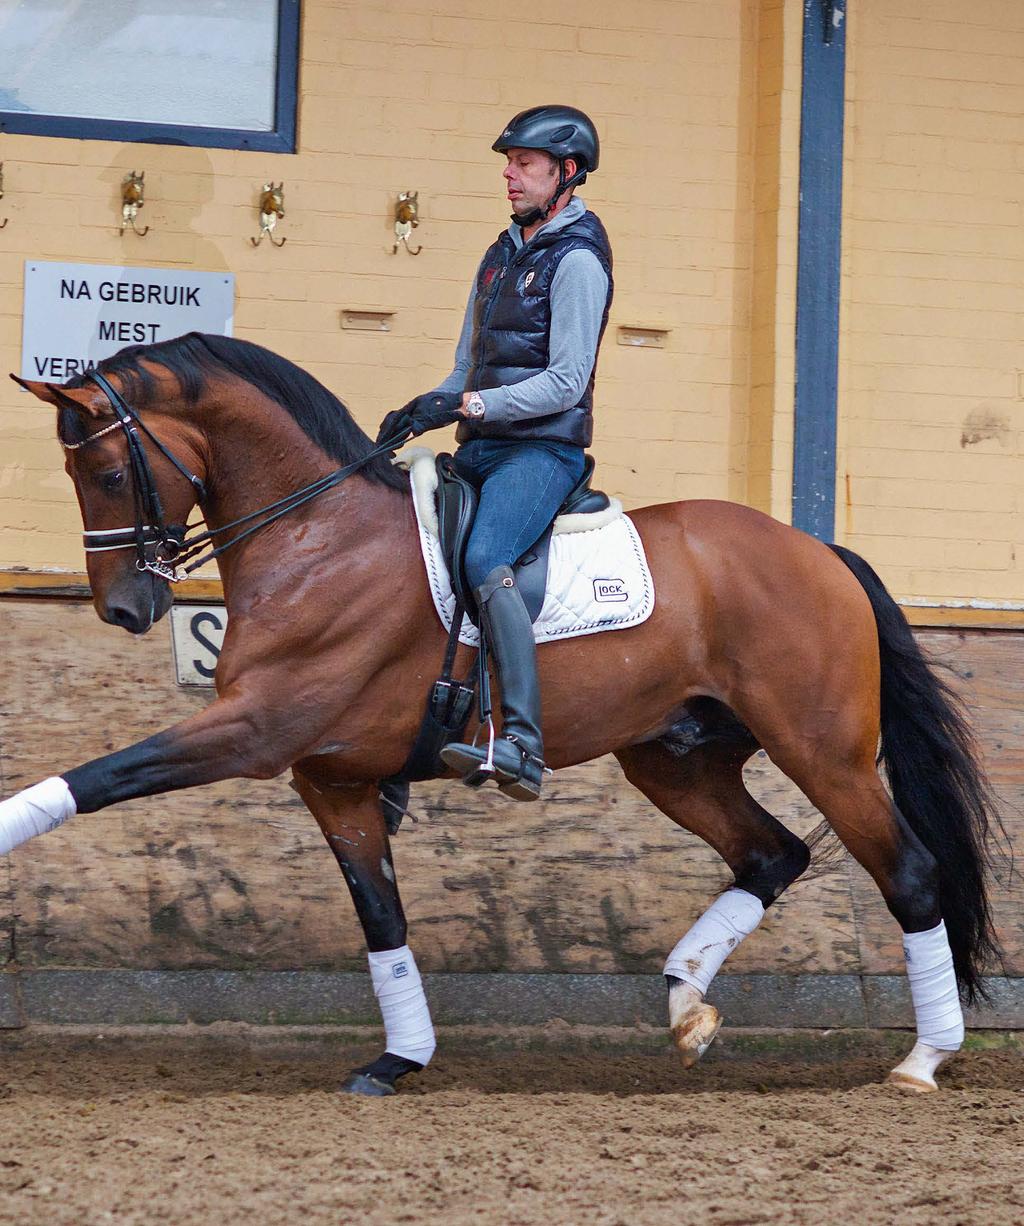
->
[903, 920, 964, 1050]
[0, 777, 76, 856]
[368, 945, 436, 1067]
[663, 888, 766, 996]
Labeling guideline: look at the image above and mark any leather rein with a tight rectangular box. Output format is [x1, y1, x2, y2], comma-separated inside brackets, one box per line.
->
[61, 370, 407, 583]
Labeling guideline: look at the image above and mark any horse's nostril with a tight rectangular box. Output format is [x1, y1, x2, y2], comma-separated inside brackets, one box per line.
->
[105, 603, 147, 634]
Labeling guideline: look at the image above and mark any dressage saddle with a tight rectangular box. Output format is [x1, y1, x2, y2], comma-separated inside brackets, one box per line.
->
[377, 453, 611, 827]
[435, 452, 610, 624]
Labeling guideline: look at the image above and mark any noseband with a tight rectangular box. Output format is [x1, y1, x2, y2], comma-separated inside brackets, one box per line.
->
[61, 371, 407, 583]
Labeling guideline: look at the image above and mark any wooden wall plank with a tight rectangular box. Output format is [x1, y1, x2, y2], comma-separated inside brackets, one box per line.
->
[0, 602, 1020, 981]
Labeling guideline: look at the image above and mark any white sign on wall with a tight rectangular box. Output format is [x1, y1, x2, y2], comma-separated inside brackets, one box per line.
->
[170, 604, 227, 687]
[22, 261, 235, 382]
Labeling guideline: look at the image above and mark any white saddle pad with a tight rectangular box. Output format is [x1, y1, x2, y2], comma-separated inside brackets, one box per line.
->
[395, 446, 656, 647]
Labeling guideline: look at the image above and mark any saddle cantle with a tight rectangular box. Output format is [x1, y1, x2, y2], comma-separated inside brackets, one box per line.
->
[435, 452, 610, 624]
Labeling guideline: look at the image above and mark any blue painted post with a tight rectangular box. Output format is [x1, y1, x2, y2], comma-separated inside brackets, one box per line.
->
[792, 0, 847, 540]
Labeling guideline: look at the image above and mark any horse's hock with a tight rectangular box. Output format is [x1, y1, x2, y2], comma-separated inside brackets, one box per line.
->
[0, 595, 1020, 1031]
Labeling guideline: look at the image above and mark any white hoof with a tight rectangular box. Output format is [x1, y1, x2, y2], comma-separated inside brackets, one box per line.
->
[887, 1041, 957, 1093]
[668, 982, 722, 1069]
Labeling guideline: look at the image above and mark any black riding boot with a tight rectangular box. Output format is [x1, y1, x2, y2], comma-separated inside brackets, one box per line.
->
[440, 565, 547, 801]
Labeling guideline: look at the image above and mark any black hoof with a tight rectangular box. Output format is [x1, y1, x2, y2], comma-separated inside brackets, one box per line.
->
[339, 1072, 396, 1097]
[339, 1052, 423, 1097]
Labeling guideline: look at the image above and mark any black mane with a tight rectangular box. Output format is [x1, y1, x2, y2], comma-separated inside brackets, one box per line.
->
[62, 332, 408, 491]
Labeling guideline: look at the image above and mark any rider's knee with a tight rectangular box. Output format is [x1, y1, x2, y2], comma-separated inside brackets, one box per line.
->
[463, 542, 496, 593]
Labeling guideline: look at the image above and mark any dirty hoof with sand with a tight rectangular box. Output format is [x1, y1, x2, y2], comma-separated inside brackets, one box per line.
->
[671, 1002, 723, 1069]
[886, 1041, 956, 1093]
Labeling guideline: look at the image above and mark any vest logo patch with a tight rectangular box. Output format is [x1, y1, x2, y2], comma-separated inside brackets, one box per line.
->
[482, 267, 499, 288]
[524, 270, 535, 290]
[594, 579, 628, 603]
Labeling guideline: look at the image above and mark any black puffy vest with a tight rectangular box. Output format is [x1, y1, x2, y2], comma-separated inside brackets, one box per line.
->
[457, 209, 613, 447]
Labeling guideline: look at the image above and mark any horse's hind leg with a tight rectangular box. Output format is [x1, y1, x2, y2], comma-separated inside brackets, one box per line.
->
[291, 769, 436, 1097]
[785, 760, 960, 1092]
[616, 722, 810, 1068]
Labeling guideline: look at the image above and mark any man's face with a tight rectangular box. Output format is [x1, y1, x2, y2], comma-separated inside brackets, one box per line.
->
[502, 148, 560, 218]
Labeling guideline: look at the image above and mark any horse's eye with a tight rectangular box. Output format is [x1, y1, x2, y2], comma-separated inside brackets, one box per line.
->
[100, 469, 126, 493]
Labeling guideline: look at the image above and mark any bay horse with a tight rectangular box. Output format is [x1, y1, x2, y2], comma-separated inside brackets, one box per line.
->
[5, 332, 998, 1095]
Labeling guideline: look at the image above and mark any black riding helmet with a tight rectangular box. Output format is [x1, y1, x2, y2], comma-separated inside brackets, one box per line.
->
[492, 105, 599, 227]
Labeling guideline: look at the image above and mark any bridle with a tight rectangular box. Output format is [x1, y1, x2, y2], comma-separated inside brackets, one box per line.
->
[61, 370, 408, 583]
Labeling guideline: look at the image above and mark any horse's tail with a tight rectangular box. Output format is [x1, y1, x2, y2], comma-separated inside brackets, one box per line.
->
[827, 543, 1001, 1003]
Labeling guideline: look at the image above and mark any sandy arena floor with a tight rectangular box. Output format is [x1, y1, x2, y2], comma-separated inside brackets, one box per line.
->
[0, 1026, 1021, 1225]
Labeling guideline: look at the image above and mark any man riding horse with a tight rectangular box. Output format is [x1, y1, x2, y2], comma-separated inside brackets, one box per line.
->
[2, 107, 994, 1098]
[377, 105, 613, 802]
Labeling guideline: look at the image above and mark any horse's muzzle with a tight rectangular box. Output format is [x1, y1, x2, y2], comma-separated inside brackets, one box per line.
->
[99, 569, 172, 635]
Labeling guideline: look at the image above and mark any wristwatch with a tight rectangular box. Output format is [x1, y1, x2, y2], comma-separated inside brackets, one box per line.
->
[465, 392, 486, 419]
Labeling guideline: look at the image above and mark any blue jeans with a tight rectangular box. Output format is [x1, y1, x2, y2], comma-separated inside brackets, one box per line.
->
[453, 438, 586, 590]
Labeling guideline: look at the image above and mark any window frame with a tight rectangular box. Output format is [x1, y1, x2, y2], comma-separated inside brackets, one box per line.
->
[0, 0, 300, 153]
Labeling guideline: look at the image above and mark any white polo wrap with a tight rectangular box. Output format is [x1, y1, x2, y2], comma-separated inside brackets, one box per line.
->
[663, 888, 766, 996]
[0, 777, 77, 856]
[903, 920, 964, 1051]
[367, 945, 436, 1066]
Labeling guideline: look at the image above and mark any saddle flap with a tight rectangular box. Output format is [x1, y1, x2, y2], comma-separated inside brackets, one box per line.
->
[435, 455, 478, 614]
[511, 529, 552, 625]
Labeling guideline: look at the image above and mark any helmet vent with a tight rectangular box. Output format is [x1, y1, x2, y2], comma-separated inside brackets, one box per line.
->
[549, 125, 576, 142]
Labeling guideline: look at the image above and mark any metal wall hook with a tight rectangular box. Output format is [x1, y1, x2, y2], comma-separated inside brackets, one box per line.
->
[120, 170, 149, 236]
[0, 163, 8, 228]
[252, 182, 286, 247]
[392, 190, 422, 255]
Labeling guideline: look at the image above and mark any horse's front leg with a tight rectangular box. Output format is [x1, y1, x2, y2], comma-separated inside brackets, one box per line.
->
[291, 769, 435, 1097]
[0, 693, 305, 852]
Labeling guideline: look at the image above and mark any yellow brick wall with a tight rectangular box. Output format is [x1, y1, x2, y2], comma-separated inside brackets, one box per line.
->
[838, 0, 1024, 605]
[744, 0, 801, 520]
[0, 0, 761, 573]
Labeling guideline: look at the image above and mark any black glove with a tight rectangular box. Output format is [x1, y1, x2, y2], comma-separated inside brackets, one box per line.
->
[376, 391, 463, 448]
[375, 403, 416, 447]
[409, 391, 464, 435]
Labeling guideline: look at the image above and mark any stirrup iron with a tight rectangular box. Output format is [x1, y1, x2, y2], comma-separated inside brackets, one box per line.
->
[461, 717, 496, 788]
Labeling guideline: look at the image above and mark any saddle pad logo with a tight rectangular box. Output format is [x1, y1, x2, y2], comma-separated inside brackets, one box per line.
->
[594, 578, 628, 603]
[393, 962, 409, 979]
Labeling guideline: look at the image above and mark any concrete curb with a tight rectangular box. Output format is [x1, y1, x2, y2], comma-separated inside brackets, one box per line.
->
[0, 970, 1021, 1030]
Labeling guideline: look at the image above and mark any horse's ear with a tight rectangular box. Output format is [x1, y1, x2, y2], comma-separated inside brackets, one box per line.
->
[9, 375, 109, 419]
